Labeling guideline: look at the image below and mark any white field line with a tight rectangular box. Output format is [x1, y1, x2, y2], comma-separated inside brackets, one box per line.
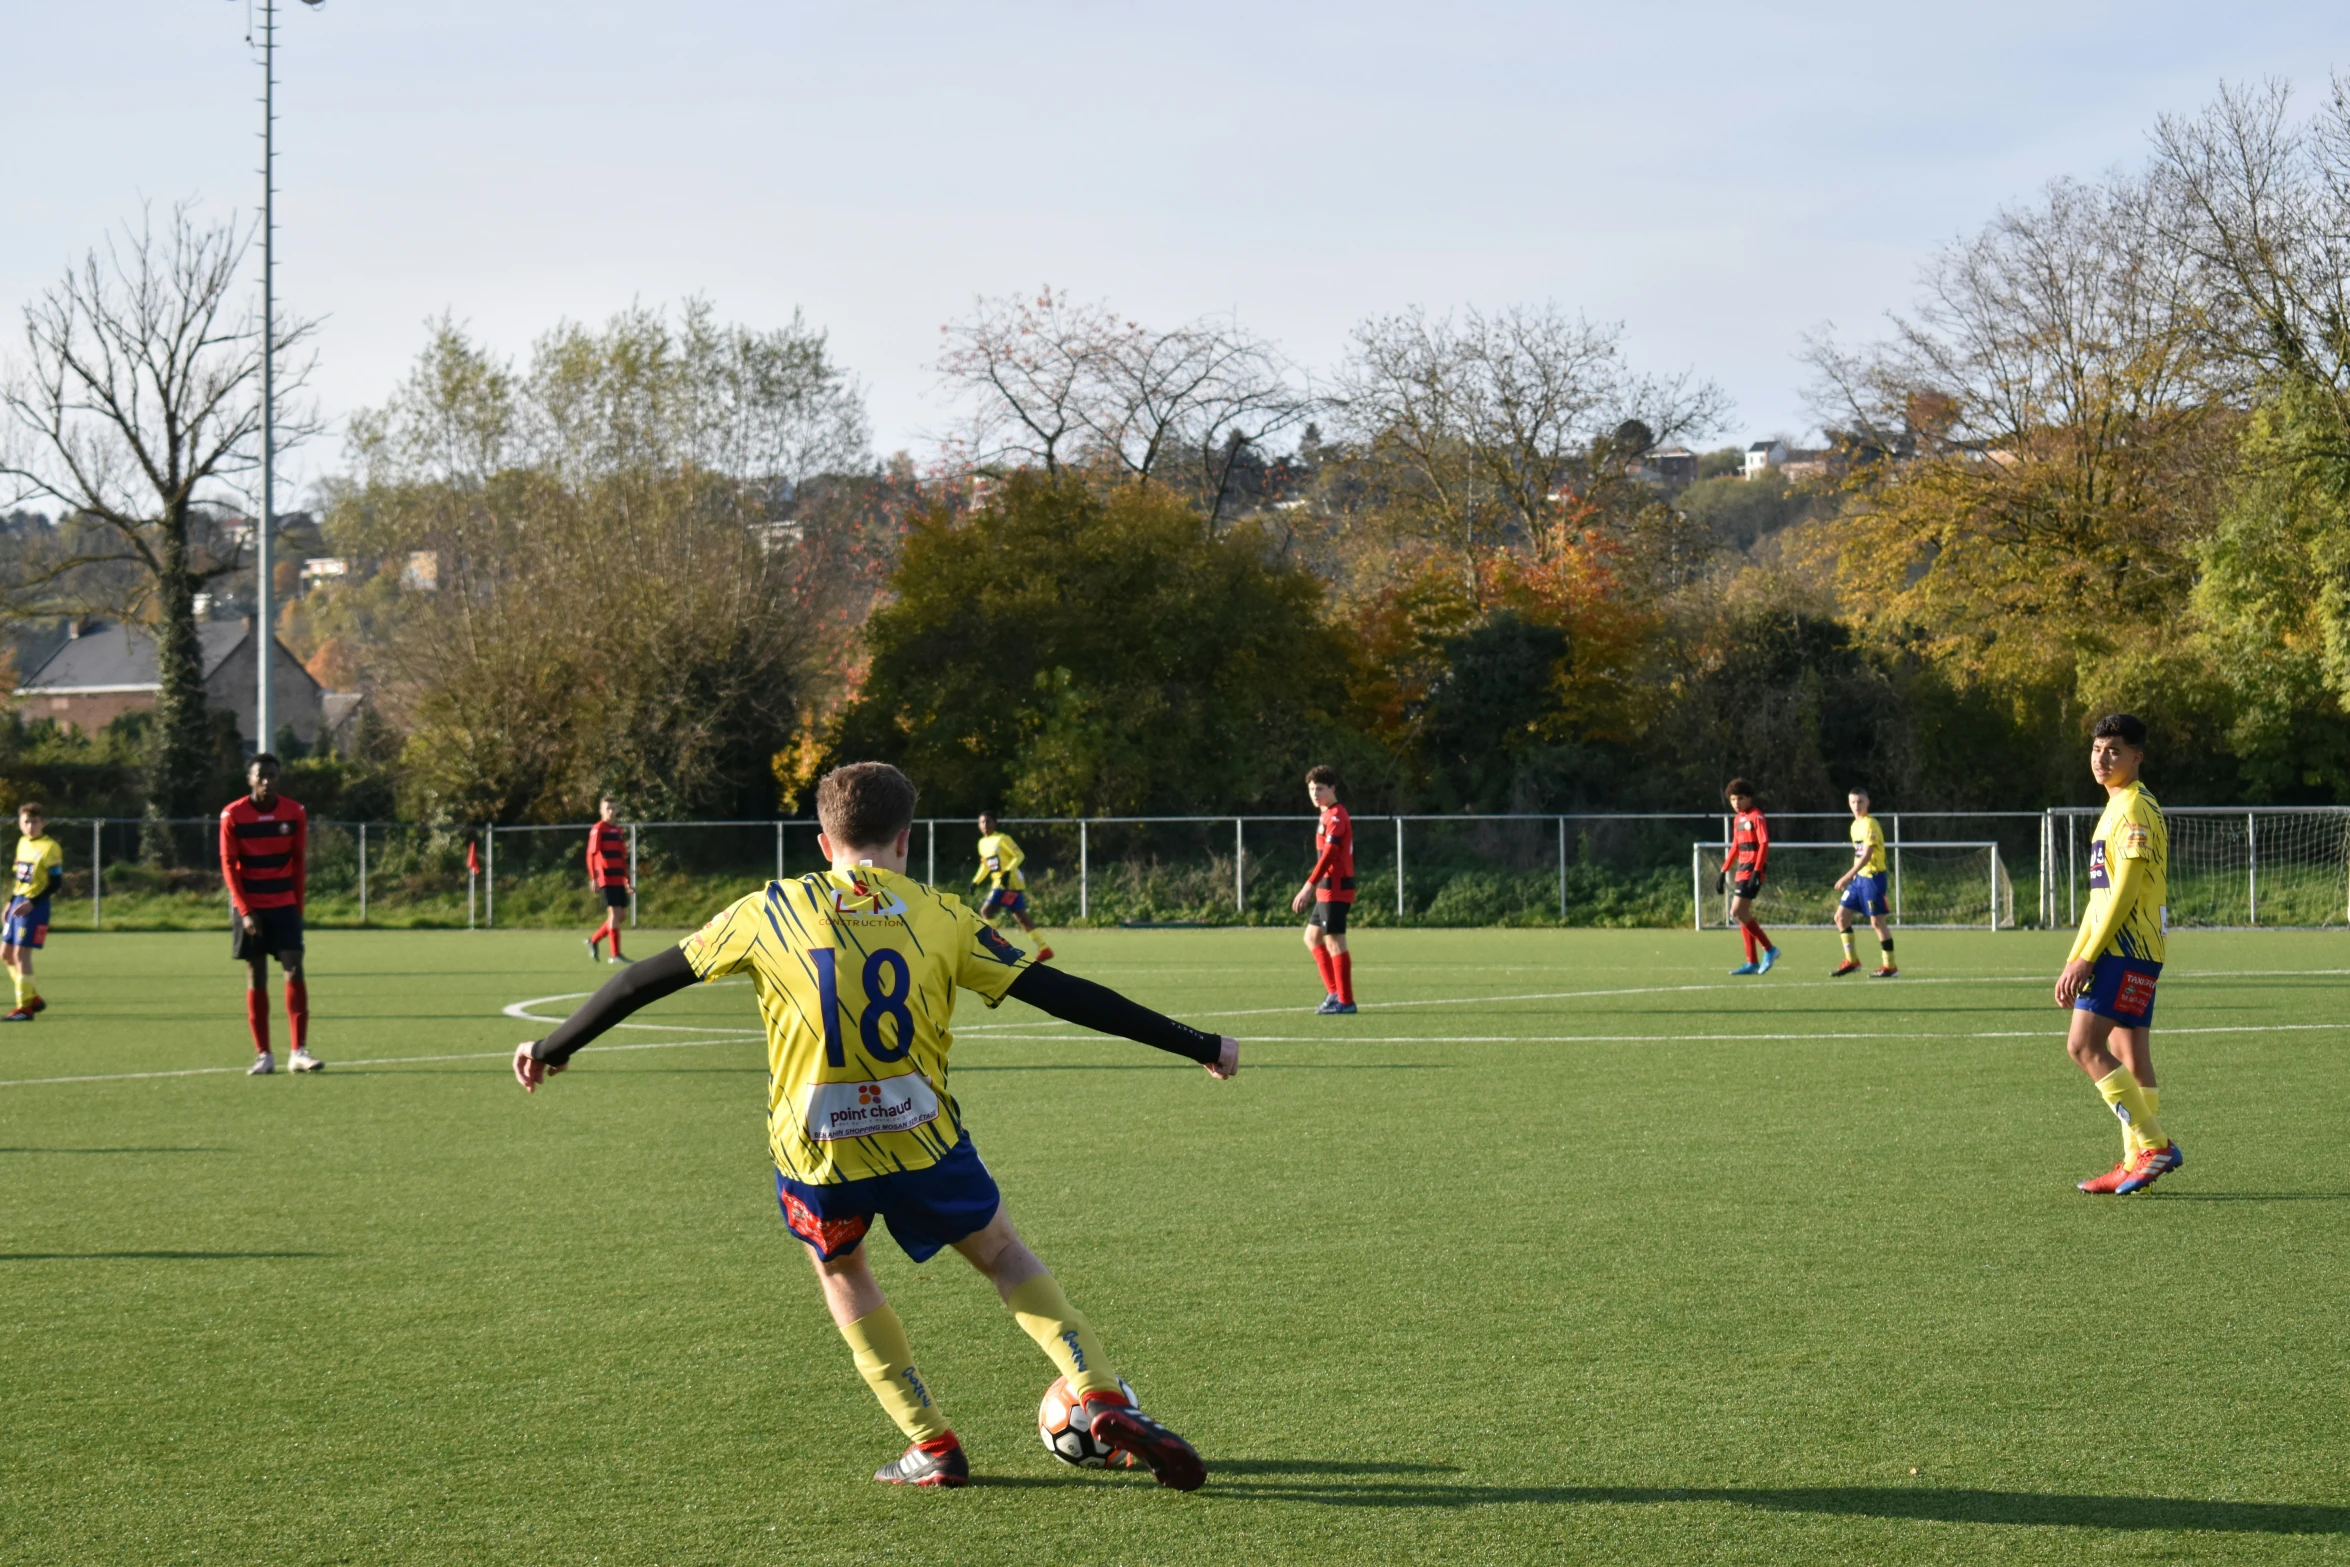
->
[961, 1022, 2350, 1046]
[14, 966, 2342, 1092]
[0, 1034, 747, 1090]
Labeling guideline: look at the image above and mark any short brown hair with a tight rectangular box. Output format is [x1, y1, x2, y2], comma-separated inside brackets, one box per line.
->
[816, 762, 918, 849]
[16, 801, 43, 818]
[1725, 777, 1755, 800]
[1305, 765, 1340, 791]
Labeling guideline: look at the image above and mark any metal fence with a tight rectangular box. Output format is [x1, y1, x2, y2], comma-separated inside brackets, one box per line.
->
[32, 806, 2350, 931]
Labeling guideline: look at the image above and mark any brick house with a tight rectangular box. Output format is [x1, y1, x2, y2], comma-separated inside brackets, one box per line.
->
[14, 618, 324, 747]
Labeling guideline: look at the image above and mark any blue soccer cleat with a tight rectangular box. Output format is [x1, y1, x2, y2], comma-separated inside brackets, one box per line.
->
[1729, 962, 1761, 976]
[1757, 946, 1780, 973]
[1314, 995, 1343, 1014]
[1332, 1001, 1357, 1014]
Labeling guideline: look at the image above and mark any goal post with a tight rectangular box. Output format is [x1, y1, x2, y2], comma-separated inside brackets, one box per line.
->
[1692, 840, 2011, 930]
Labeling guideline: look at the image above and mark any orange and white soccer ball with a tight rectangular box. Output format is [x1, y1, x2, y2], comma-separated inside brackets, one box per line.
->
[1037, 1374, 1139, 1468]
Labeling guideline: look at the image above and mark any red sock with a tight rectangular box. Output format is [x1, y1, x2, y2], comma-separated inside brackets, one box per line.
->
[286, 979, 308, 1053]
[1744, 919, 1771, 955]
[246, 990, 270, 1054]
[606, 918, 625, 961]
[1311, 945, 1337, 994]
[1334, 952, 1354, 1005]
[1741, 924, 1757, 962]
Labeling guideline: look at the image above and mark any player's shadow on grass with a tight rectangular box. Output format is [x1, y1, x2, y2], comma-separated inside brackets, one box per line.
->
[0, 1251, 326, 1262]
[1215, 1481, 2350, 1533]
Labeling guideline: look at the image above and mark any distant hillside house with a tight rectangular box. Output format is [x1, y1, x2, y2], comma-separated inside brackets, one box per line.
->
[14, 619, 324, 747]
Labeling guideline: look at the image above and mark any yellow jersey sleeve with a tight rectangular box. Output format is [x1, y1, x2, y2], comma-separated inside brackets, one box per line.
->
[680, 887, 777, 980]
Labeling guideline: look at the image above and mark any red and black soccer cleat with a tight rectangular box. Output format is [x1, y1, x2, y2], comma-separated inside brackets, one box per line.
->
[1085, 1394, 1205, 1491]
[873, 1436, 969, 1488]
[1035, 946, 1055, 962]
[1871, 965, 1898, 979]
[2077, 1159, 2134, 1195]
[25, 996, 46, 1014]
[1831, 961, 1862, 977]
[0, 1008, 31, 1023]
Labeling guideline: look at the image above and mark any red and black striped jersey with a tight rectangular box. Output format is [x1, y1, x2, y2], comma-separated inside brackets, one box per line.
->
[587, 820, 630, 888]
[1730, 808, 1770, 878]
[221, 794, 307, 913]
[1310, 804, 1356, 904]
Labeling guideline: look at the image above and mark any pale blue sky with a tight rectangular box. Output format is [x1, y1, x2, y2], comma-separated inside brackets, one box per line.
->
[9, 2, 2349, 489]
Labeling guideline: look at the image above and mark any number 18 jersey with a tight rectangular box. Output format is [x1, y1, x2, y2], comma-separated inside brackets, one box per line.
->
[680, 864, 1033, 1184]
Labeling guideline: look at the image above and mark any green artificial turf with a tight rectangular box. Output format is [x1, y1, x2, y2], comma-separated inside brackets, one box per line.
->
[1, 924, 2345, 1565]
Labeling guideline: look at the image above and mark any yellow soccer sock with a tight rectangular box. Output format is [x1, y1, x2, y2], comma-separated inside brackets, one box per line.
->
[1839, 930, 1857, 962]
[9, 971, 24, 1008]
[2094, 1068, 2166, 1153]
[20, 976, 37, 1002]
[838, 1304, 951, 1443]
[1006, 1273, 1121, 1399]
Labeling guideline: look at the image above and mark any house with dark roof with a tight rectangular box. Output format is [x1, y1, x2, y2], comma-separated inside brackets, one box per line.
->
[14, 619, 324, 747]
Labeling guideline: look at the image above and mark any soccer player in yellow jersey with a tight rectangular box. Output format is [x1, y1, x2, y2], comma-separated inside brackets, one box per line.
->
[2055, 714, 2182, 1196]
[1829, 789, 1896, 978]
[973, 810, 1051, 961]
[515, 762, 1237, 1489]
[2, 802, 64, 1022]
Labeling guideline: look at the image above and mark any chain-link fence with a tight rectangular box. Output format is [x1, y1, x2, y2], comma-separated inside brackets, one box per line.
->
[2046, 806, 2350, 928]
[30, 805, 2350, 931]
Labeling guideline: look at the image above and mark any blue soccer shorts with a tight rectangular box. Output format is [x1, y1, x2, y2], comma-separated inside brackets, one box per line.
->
[3, 896, 51, 949]
[980, 887, 1028, 918]
[775, 1134, 1002, 1263]
[1839, 873, 1889, 918]
[2075, 956, 2162, 1027]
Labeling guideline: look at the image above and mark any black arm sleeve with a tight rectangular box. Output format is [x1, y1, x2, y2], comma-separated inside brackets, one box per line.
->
[1005, 963, 1222, 1065]
[530, 945, 698, 1067]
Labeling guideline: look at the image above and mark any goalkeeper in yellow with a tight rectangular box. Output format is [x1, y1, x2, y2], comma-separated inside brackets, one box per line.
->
[2055, 714, 2181, 1196]
[514, 763, 1236, 1489]
[973, 811, 1051, 961]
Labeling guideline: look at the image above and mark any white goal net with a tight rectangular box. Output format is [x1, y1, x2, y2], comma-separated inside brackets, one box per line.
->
[1692, 841, 2012, 930]
[2048, 807, 2350, 928]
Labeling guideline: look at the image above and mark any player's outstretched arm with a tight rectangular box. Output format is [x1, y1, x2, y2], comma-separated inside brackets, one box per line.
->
[513, 945, 698, 1091]
[1004, 964, 1239, 1080]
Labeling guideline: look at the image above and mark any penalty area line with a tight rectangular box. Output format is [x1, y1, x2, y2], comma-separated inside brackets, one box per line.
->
[961, 1021, 2350, 1047]
[0, 1034, 745, 1090]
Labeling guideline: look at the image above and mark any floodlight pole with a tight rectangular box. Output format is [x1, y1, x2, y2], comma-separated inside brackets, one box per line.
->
[254, 0, 323, 755]
[255, 0, 279, 754]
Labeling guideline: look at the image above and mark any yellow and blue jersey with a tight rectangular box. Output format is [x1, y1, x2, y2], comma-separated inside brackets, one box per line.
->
[2070, 782, 2167, 965]
[681, 864, 1033, 1184]
[12, 834, 62, 904]
[1848, 815, 1887, 877]
[974, 831, 1026, 892]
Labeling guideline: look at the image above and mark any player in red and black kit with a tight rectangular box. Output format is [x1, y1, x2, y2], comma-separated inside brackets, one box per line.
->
[1719, 777, 1778, 975]
[222, 753, 322, 1074]
[586, 796, 631, 963]
[1290, 765, 1357, 1014]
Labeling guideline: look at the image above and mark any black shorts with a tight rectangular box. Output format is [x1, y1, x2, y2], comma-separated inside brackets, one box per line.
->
[1732, 876, 1765, 901]
[600, 884, 631, 909]
[1308, 900, 1350, 935]
[231, 904, 305, 964]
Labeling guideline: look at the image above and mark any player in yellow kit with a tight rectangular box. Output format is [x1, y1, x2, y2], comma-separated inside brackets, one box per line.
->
[2055, 714, 2181, 1196]
[515, 763, 1237, 1488]
[973, 811, 1051, 961]
[1829, 789, 1896, 977]
[2, 802, 65, 1022]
